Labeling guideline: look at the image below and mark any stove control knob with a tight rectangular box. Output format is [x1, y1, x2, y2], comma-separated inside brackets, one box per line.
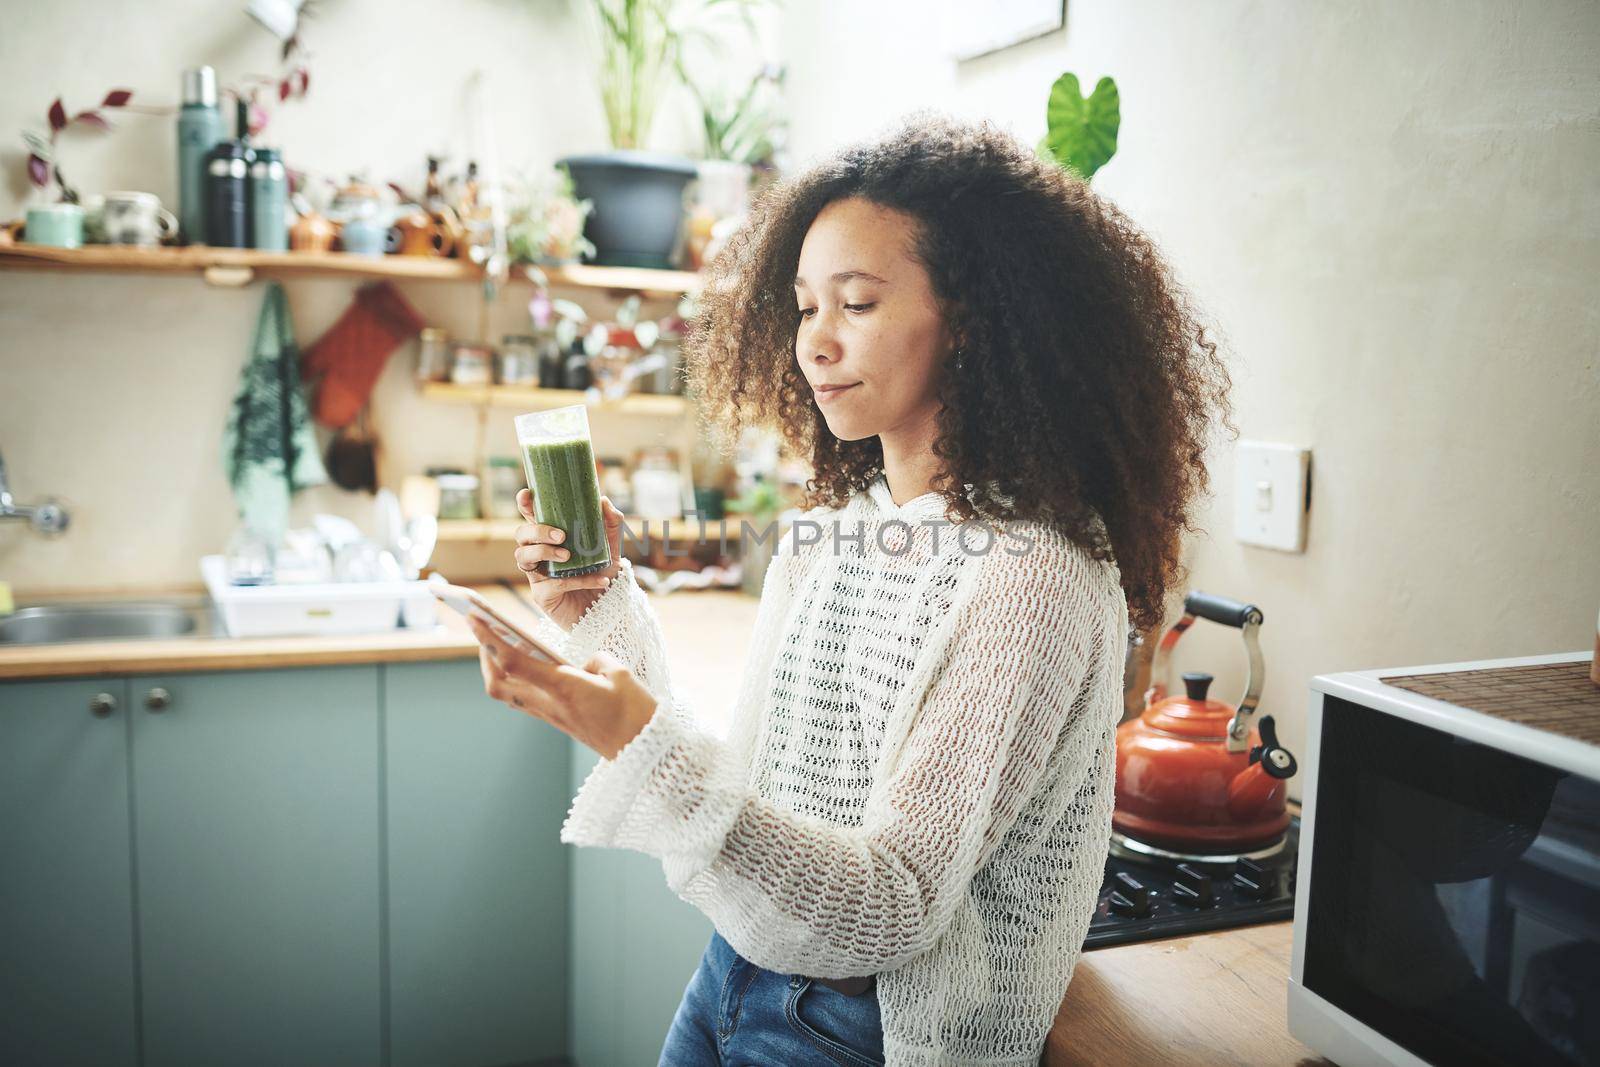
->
[1173, 863, 1215, 908]
[1233, 857, 1275, 900]
[1108, 872, 1152, 918]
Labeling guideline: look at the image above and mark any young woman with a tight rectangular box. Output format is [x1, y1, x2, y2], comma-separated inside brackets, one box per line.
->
[468, 112, 1232, 1066]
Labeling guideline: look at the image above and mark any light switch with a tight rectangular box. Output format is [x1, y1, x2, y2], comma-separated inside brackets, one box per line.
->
[1234, 441, 1310, 552]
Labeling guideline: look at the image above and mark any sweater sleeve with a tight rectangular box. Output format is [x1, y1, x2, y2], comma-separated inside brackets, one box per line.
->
[526, 556, 679, 706]
[557, 539, 1119, 978]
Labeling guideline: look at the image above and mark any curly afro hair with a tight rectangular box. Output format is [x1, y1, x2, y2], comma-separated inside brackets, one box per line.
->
[682, 111, 1235, 633]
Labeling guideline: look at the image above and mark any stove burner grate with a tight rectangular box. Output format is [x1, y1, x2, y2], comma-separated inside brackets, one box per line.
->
[1085, 817, 1300, 950]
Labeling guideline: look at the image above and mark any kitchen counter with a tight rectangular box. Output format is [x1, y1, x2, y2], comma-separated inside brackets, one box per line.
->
[7, 579, 1330, 1063]
[1044, 921, 1332, 1067]
[0, 582, 760, 683]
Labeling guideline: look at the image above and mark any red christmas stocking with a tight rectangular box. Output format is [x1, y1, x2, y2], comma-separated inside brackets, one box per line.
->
[300, 282, 426, 429]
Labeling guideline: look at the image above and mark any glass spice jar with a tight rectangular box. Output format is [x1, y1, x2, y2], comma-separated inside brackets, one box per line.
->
[484, 456, 525, 519]
[449, 342, 494, 386]
[436, 473, 481, 520]
[415, 327, 451, 384]
[497, 335, 540, 386]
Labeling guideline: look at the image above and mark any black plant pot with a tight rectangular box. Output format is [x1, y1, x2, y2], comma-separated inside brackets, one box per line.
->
[558, 150, 698, 269]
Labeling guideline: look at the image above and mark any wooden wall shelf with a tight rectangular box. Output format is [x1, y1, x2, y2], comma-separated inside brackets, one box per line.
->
[0, 243, 700, 295]
[421, 381, 689, 417]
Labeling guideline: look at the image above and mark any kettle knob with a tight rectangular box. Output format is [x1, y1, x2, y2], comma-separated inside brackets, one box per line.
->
[1181, 672, 1214, 702]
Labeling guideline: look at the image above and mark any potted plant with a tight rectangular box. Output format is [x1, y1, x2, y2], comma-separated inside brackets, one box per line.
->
[505, 165, 598, 266]
[557, 0, 695, 268]
[680, 62, 784, 264]
[559, 0, 777, 269]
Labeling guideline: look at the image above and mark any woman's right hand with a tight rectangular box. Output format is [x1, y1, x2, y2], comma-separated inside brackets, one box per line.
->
[513, 488, 626, 630]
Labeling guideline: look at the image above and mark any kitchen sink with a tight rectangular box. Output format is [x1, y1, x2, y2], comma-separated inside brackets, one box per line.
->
[0, 599, 220, 645]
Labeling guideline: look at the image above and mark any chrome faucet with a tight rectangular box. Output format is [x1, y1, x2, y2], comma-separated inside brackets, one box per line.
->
[0, 448, 70, 535]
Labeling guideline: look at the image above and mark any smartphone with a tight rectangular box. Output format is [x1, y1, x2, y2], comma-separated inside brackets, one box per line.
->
[428, 579, 578, 667]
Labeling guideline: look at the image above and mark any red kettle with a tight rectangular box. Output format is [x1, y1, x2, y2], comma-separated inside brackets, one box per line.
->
[1112, 592, 1298, 860]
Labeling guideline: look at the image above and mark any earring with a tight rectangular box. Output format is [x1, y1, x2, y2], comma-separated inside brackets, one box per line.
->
[954, 347, 966, 370]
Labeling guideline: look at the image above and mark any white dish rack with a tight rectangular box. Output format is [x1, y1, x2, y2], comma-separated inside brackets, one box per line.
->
[201, 555, 438, 638]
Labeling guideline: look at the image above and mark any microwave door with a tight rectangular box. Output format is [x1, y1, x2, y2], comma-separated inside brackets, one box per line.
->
[1300, 696, 1600, 1067]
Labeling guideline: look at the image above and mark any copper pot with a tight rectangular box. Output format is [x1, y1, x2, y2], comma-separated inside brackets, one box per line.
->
[291, 210, 336, 253]
[1112, 592, 1298, 860]
[393, 209, 454, 257]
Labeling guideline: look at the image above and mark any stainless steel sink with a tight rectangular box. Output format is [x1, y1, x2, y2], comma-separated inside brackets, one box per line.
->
[0, 599, 219, 645]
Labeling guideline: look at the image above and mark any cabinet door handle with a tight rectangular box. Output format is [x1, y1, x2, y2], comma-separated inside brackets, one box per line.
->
[144, 687, 172, 712]
[89, 692, 118, 718]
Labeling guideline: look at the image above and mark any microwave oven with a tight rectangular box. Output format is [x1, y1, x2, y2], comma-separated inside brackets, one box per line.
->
[1289, 650, 1599, 1067]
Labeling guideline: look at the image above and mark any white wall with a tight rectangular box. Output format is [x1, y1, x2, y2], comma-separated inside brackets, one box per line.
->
[0, 0, 711, 595]
[776, 0, 1600, 769]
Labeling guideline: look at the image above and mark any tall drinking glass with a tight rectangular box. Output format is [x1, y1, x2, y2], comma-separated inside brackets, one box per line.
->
[515, 405, 611, 577]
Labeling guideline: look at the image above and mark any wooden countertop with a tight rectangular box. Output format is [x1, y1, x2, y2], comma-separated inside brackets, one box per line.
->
[1044, 921, 1331, 1067]
[0, 583, 760, 682]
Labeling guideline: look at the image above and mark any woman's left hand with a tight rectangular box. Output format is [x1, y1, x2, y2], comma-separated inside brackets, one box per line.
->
[468, 615, 660, 760]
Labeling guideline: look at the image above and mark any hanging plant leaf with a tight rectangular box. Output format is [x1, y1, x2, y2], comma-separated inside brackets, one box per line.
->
[1042, 73, 1120, 181]
[27, 153, 50, 186]
[102, 89, 133, 108]
[298, 68, 310, 95]
[22, 130, 51, 155]
[74, 111, 111, 131]
[279, 78, 292, 102]
[48, 98, 67, 132]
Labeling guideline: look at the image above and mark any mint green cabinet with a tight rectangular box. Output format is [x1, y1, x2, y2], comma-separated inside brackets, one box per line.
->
[0, 678, 139, 1067]
[383, 660, 571, 1067]
[568, 744, 713, 1067]
[2, 658, 581, 1067]
[130, 668, 382, 1067]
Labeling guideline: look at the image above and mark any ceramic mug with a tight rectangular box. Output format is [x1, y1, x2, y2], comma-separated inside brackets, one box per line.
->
[97, 191, 178, 246]
[24, 203, 85, 248]
[339, 216, 400, 257]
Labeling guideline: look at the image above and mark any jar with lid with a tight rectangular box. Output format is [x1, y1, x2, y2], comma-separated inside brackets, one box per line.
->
[436, 473, 481, 520]
[598, 456, 633, 515]
[484, 456, 525, 519]
[538, 333, 565, 388]
[631, 445, 683, 519]
[562, 339, 591, 391]
[591, 326, 643, 400]
[497, 335, 540, 386]
[416, 327, 451, 384]
[449, 342, 494, 386]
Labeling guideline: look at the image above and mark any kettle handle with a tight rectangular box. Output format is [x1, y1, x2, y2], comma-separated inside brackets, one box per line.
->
[1148, 592, 1266, 753]
[1184, 592, 1263, 630]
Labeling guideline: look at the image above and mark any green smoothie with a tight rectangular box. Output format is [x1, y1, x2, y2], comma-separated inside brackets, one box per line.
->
[522, 436, 610, 577]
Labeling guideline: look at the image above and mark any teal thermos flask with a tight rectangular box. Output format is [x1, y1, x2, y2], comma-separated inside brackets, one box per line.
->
[177, 67, 223, 245]
[250, 148, 288, 251]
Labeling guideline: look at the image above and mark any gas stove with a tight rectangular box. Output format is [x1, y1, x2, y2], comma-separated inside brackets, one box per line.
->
[1084, 816, 1300, 949]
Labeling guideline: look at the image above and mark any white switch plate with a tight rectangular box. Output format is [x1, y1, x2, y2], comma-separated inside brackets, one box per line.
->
[1234, 440, 1311, 552]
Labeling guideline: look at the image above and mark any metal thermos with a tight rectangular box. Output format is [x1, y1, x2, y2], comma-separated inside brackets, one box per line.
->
[177, 67, 223, 244]
[205, 100, 255, 248]
[205, 142, 250, 249]
[250, 147, 288, 251]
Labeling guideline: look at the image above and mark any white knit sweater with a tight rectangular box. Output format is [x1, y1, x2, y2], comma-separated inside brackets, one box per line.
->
[533, 474, 1127, 1066]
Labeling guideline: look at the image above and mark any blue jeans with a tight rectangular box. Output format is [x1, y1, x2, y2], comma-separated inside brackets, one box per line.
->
[657, 929, 885, 1067]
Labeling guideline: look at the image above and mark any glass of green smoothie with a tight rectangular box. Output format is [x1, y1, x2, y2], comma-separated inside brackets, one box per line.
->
[514, 405, 612, 578]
